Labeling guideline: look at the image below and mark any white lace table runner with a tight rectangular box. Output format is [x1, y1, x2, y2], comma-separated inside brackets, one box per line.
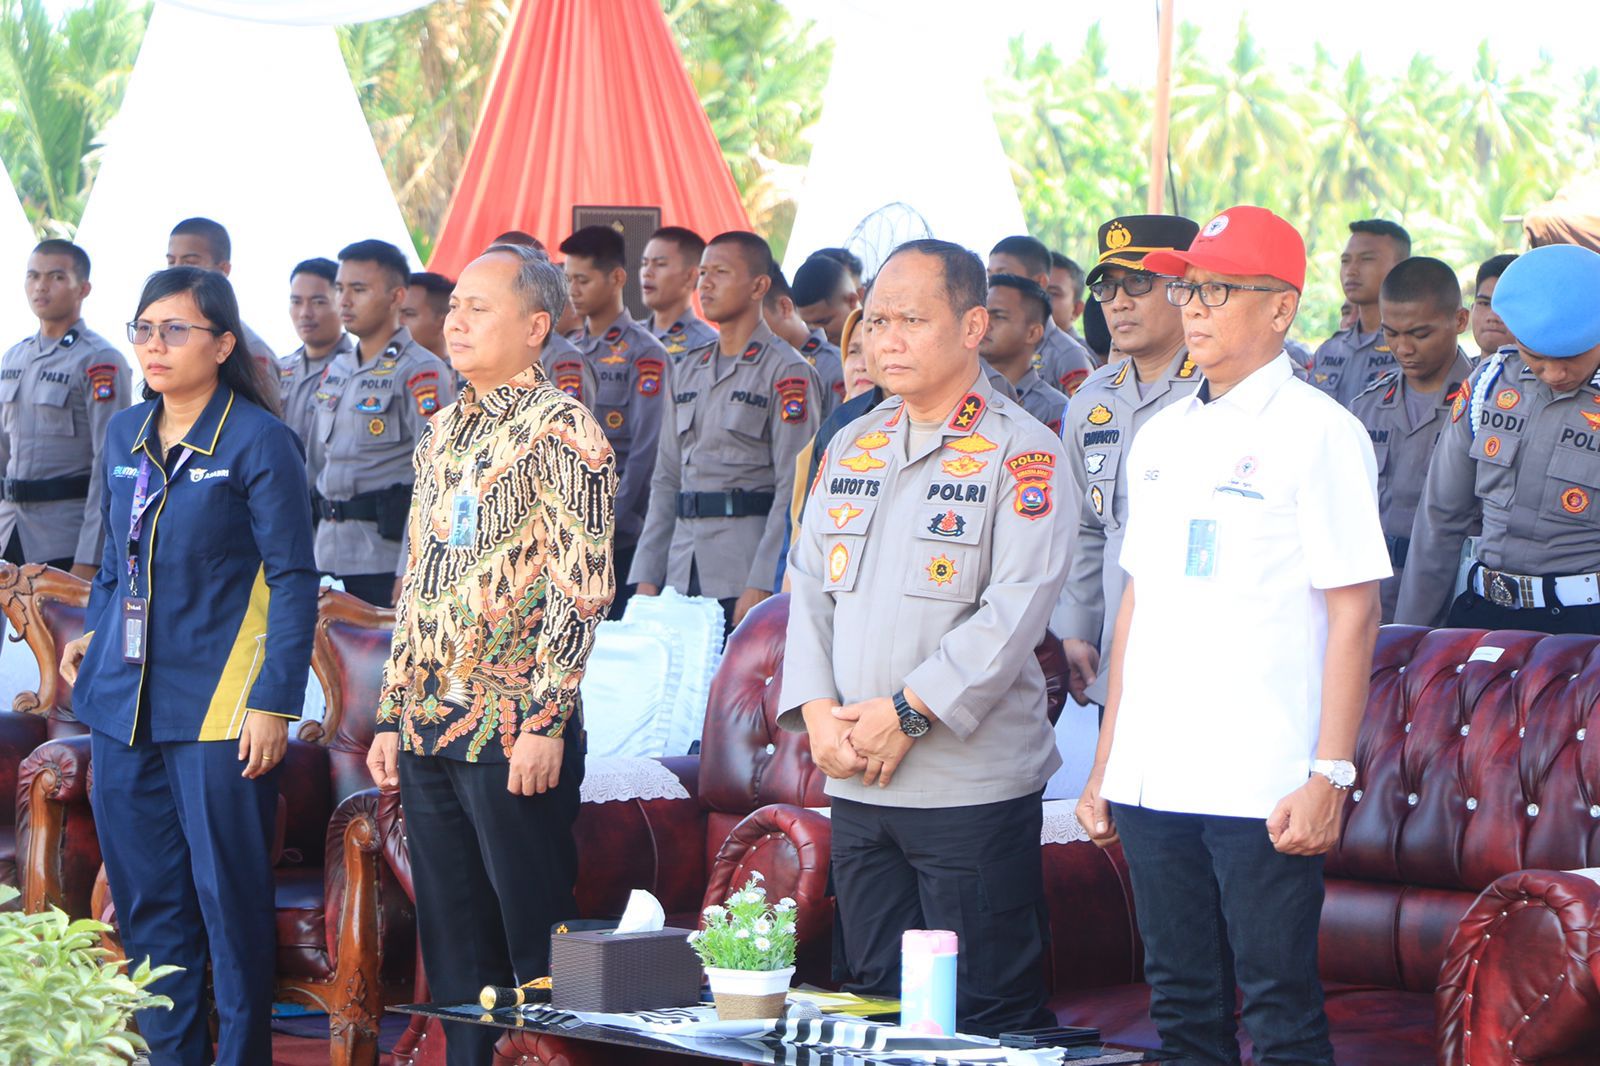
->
[580, 756, 692, 805]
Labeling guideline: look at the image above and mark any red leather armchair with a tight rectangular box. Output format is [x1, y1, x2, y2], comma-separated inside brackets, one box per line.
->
[1043, 627, 1600, 1065]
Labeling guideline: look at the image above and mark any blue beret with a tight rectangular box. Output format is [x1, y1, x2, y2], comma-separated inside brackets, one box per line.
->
[1491, 244, 1600, 358]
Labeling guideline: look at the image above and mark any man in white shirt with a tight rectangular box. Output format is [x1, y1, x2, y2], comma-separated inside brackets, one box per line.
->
[1076, 206, 1389, 1065]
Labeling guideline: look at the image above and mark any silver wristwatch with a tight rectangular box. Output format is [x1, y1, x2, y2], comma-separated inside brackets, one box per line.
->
[1310, 759, 1357, 790]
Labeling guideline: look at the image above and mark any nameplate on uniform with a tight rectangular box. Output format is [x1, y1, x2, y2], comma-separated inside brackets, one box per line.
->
[122, 596, 148, 664]
[1185, 519, 1218, 579]
[449, 493, 479, 547]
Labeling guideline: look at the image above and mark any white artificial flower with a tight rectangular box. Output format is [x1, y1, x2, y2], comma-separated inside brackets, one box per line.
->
[754, 936, 772, 951]
[751, 886, 766, 897]
[750, 871, 765, 882]
[777, 897, 797, 910]
[735, 929, 750, 939]
[687, 930, 700, 943]
[754, 918, 771, 935]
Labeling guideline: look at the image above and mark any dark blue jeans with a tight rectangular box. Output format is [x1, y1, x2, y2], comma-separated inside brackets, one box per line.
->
[1111, 802, 1333, 1066]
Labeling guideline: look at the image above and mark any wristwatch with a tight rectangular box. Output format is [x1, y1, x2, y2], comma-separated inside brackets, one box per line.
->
[1310, 759, 1357, 790]
[893, 690, 931, 738]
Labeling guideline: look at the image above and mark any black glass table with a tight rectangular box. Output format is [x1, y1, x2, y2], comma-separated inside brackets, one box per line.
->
[393, 1002, 1167, 1064]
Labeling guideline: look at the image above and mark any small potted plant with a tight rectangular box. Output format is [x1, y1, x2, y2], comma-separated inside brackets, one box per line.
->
[687, 872, 797, 1019]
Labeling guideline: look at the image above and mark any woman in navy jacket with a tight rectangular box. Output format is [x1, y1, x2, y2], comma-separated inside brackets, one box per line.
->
[62, 267, 318, 1066]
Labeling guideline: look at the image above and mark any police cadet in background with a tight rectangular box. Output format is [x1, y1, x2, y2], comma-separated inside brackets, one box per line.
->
[540, 322, 598, 410]
[1349, 257, 1474, 622]
[765, 263, 844, 416]
[278, 258, 352, 480]
[1047, 251, 1090, 353]
[403, 271, 454, 362]
[780, 239, 1070, 1035]
[639, 225, 717, 358]
[316, 239, 455, 607]
[560, 225, 666, 616]
[1055, 215, 1199, 707]
[1470, 253, 1517, 360]
[815, 246, 869, 304]
[1308, 219, 1409, 405]
[166, 217, 280, 384]
[631, 230, 820, 631]
[0, 240, 129, 576]
[792, 253, 861, 346]
[980, 274, 1069, 432]
[1397, 244, 1600, 634]
[987, 234, 1095, 396]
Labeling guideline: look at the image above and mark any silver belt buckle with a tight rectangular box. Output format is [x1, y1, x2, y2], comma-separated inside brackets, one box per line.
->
[1486, 570, 1517, 608]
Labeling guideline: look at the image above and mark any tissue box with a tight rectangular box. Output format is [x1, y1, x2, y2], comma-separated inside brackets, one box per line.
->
[551, 928, 702, 1012]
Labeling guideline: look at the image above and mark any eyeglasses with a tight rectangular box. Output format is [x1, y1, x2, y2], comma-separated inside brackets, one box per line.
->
[126, 320, 224, 346]
[1088, 273, 1159, 303]
[1165, 280, 1289, 308]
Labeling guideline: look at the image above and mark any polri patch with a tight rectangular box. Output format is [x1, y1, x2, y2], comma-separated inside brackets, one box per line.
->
[775, 376, 809, 423]
[87, 362, 118, 403]
[636, 357, 663, 396]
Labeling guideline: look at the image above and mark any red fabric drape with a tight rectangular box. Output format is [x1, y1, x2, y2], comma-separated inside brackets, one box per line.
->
[428, 0, 751, 275]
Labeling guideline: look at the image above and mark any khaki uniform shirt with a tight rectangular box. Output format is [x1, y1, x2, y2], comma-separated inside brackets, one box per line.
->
[1055, 348, 1201, 704]
[1012, 367, 1070, 433]
[278, 334, 353, 488]
[778, 367, 1070, 808]
[312, 327, 456, 575]
[541, 332, 598, 410]
[574, 317, 667, 546]
[1309, 325, 1396, 406]
[799, 328, 845, 418]
[1035, 319, 1096, 397]
[647, 310, 718, 361]
[1348, 351, 1472, 621]
[0, 321, 130, 564]
[1396, 350, 1600, 625]
[377, 363, 616, 761]
[629, 320, 821, 600]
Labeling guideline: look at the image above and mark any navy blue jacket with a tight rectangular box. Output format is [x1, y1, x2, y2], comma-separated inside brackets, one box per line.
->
[75, 386, 318, 742]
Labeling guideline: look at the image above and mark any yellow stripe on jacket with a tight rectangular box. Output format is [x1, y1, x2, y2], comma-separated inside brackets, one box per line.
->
[198, 565, 272, 741]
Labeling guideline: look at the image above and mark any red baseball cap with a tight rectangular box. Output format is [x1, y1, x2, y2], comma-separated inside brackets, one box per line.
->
[1143, 206, 1306, 292]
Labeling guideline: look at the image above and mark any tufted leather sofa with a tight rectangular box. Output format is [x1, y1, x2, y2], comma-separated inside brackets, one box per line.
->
[1044, 626, 1600, 1064]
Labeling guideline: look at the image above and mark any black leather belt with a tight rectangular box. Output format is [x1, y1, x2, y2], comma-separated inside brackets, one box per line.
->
[316, 492, 383, 522]
[1386, 535, 1409, 569]
[3, 474, 92, 503]
[676, 489, 775, 518]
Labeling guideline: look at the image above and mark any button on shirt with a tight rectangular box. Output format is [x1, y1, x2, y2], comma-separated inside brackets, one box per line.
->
[648, 311, 718, 360]
[277, 333, 353, 486]
[312, 327, 456, 575]
[630, 323, 820, 600]
[779, 368, 1070, 808]
[573, 317, 666, 547]
[1054, 348, 1202, 705]
[377, 364, 617, 762]
[1309, 325, 1396, 406]
[0, 321, 130, 564]
[1347, 351, 1472, 621]
[1101, 354, 1390, 818]
[1034, 319, 1096, 397]
[1396, 350, 1600, 625]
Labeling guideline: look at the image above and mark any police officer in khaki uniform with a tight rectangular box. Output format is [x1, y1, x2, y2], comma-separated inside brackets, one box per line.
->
[278, 257, 352, 485]
[1055, 214, 1200, 706]
[0, 240, 129, 576]
[988, 234, 1095, 396]
[315, 239, 455, 606]
[765, 264, 844, 417]
[980, 274, 1070, 432]
[1397, 244, 1600, 633]
[639, 226, 717, 358]
[1349, 257, 1473, 622]
[1308, 219, 1409, 405]
[780, 240, 1069, 1035]
[631, 231, 820, 631]
[561, 225, 667, 616]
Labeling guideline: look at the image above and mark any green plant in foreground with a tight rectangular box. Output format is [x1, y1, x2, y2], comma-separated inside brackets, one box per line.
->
[0, 883, 179, 1066]
[688, 872, 797, 972]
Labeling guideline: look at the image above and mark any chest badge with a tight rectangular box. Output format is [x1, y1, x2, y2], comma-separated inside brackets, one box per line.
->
[941, 455, 986, 477]
[927, 510, 966, 538]
[1087, 404, 1113, 426]
[839, 450, 885, 473]
[1084, 452, 1107, 475]
[368, 417, 385, 436]
[354, 395, 384, 413]
[926, 553, 959, 586]
[854, 430, 889, 449]
[1581, 410, 1600, 431]
[1090, 484, 1105, 516]
[605, 410, 625, 430]
[1562, 487, 1590, 514]
[827, 502, 863, 529]
[828, 542, 850, 583]
[1483, 435, 1501, 458]
[1495, 387, 1521, 410]
[945, 432, 997, 454]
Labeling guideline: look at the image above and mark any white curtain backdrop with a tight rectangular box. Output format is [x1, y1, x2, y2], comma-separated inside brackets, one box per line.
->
[160, 0, 432, 27]
[74, 3, 420, 359]
[780, 2, 1027, 277]
[0, 159, 36, 350]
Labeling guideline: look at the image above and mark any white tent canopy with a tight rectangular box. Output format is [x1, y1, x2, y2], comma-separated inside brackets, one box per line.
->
[74, 1, 421, 359]
[780, 2, 1027, 277]
[0, 159, 36, 349]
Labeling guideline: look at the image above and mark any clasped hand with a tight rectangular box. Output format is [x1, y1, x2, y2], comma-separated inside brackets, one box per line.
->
[803, 697, 913, 788]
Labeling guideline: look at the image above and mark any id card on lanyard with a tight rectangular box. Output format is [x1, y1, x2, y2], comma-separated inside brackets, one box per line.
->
[123, 446, 190, 663]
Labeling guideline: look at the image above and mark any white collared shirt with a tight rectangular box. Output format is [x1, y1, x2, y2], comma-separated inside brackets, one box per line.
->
[1101, 353, 1391, 818]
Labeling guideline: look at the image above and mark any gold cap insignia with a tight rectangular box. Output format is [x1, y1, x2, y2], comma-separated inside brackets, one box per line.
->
[1105, 222, 1133, 252]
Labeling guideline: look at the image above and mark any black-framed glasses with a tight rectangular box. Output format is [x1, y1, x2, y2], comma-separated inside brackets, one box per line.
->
[126, 320, 224, 346]
[1165, 280, 1289, 308]
[1089, 272, 1159, 303]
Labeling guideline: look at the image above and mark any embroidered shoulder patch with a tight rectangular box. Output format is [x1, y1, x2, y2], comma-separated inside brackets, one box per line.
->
[86, 362, 118, 403]
[947, 393, 985, 431]
[636, 357, 664, 396]
[407, 370, 440, 417]
[1059, 369, 1088, 396]
[1007, 451, 1056, 521]
[775, 376, 809, 423]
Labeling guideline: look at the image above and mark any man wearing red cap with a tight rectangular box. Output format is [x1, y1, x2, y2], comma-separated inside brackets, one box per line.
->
[1076, 206, 1390, 1064]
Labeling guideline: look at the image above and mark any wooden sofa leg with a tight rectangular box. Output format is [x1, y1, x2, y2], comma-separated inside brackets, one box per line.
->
[328, 808, 384, 1066]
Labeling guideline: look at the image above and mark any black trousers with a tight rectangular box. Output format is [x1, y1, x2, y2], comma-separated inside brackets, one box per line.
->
[2, 529, 72, 571]
[399, 730, 584, 1066]
[829, 792, 1054, 1037]
[608, 540, 637, 620]
[685, 558, 738, 634]
[338, 572, 394, 609]
[1446, 589, 1600, 635]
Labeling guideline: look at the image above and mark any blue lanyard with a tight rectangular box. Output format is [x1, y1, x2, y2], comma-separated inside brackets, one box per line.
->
[126, 445, 191, 591]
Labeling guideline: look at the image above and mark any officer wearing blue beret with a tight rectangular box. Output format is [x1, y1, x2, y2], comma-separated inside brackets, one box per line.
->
[1397, 244, 1600, 632]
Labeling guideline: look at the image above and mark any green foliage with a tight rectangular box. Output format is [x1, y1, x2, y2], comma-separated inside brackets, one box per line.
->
[992, 20, 1600, 343]
[0, 883, 180, 1065]
[688, 873, 797, 972]
[0, 0, 146, 236]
